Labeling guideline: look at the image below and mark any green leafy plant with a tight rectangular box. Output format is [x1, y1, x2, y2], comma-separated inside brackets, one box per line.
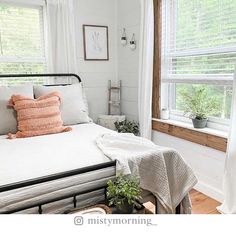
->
[106, 175, 142, 208]
[114, 120, 139, 136]
[179, 86, 219, 120]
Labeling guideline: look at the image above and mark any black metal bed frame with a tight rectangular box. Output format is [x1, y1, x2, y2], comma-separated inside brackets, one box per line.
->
[0, 73, 181, 214]
[0, 161, 116, 214]
[0, 73, 82, 83]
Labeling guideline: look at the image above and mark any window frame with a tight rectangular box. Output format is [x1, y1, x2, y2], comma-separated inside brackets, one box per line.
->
[160, 0, 235, 132]
[0, 0, 47, 76]
[0, 0, 45, 8]
[164, 82, 231, 131]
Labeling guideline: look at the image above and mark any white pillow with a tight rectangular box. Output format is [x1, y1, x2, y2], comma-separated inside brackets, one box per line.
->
[33, 83, 90, 125]
[0, 85, 34, 135]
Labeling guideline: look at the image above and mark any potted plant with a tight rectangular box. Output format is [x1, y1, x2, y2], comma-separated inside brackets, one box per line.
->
[114, 120, 140, 136]
[106, 175, 142, 214]
[179, 86, 219, 129]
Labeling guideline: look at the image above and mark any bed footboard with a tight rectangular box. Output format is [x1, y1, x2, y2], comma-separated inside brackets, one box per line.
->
[0, 161, 116, 214]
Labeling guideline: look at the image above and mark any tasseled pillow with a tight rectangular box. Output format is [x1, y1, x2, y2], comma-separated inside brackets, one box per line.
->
[7, 91, 72, 139]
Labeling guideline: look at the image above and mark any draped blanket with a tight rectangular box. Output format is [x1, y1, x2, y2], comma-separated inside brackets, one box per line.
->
[96, 133, 198, 214]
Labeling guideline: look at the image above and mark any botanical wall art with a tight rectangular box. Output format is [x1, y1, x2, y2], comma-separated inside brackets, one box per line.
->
[83, 25, 109, 61]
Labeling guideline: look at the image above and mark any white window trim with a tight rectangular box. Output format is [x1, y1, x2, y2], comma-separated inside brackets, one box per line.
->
[0, 0, 45, 8]
[153, 118, 228, 139]
[0, 57, 46, 63]
[169, 109, 230, 132]
[169, 46, 236, 58]
[162, 75, 233, 85]
[161, 84, 231, 132]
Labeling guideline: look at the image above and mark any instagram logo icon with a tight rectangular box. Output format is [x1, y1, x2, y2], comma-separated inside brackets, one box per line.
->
[74, 216, 84, 225]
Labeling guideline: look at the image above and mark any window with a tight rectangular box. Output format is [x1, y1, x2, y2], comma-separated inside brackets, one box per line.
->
[0, 2, 46, 85]
[161, 0, 236, 130]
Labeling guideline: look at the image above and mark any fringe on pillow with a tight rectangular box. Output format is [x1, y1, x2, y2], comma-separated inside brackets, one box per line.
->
[7, 127, 72, 139]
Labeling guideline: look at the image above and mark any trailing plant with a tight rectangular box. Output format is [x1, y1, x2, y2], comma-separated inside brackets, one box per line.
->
[106, 175, 142, 207]
[114, 120, 139, 136]
[179, 86, 219, 120]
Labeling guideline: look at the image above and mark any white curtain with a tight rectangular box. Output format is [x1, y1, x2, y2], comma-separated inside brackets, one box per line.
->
[218, 67, 236, 214]
[138, 0, 154, 139]
[46, 0, 78, 74]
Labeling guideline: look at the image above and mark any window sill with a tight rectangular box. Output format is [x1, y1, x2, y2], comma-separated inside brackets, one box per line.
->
[152, 118, 228, 152]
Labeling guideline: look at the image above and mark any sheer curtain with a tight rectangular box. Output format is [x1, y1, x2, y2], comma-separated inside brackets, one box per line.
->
[45, 0, 78, 74]
[138, 0, 154, 139]
[218, 66, 236, 214]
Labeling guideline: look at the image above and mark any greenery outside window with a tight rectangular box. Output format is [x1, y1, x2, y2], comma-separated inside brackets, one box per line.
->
[0, 2, 46, 85]
[161, 0, 236, 131]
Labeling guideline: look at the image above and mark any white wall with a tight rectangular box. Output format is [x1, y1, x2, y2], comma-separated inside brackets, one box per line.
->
[75, 0, 118, 121]
[75, 0, 141, 122]
[152, 131, 226, 202]
[117, 0, 140, 121]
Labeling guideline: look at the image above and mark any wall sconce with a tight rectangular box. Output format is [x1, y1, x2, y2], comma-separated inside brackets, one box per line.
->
[121, 28, 127, 46]
[129, 33, 136, 50]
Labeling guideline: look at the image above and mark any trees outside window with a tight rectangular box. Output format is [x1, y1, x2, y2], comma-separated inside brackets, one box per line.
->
[161, 0, 236, 127]
[0, 3, 46, 85]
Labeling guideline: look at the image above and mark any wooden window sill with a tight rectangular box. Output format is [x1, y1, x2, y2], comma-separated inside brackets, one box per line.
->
[152, 119, 228, 152]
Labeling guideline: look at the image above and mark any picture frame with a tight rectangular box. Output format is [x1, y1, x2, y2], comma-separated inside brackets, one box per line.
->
[83, 25, 109, 61]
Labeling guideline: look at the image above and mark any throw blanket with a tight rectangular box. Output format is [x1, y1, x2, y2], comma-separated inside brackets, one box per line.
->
[96, 133, 198, 214]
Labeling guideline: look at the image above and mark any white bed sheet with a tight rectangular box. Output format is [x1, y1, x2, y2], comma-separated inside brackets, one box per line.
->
[0, 123, 114, 186]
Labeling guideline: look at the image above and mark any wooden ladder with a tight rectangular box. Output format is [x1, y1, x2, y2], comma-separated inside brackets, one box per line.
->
[108, 80, 121, 115]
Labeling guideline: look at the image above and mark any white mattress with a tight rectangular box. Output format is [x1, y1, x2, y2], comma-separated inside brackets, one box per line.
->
[0, 123, 114, 186]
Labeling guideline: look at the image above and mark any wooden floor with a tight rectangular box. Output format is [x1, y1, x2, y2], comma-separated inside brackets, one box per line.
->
[190, 189, 220, 214]
[144, 189, 220, 214]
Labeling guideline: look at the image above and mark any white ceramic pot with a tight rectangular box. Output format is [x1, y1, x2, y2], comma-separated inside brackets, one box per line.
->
[121, 38, 127, 46]
[129, 42, 136, 50]
[161, 109, 170, 120]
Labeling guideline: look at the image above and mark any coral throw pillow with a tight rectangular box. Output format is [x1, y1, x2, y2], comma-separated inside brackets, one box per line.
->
[7, 92, 72, 139]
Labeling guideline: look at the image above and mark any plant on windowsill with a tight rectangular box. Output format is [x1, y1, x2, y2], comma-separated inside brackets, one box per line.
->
[106, 175, 142, 214]
[179, 86, 219, 129]
[114, 120, 140, 136]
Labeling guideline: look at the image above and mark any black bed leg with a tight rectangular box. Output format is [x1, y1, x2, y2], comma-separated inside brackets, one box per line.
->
[73, 196, 77, 208]
[38, 205, 42, 214]
[176, 204, 181, 214]
[155, 198, 158, 214]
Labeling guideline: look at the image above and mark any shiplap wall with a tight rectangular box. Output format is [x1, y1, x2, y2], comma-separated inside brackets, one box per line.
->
[117, 0, 141, 121]
[75, 0, 118, 121]
[74, 0, 141, 122]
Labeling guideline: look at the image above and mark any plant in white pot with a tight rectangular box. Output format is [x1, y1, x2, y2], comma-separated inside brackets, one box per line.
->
[179, 87, 219, 129]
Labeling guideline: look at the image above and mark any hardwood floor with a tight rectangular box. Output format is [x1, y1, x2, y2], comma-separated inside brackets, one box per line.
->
[190, 189, 220, 214]
[144, 189, 221, 214]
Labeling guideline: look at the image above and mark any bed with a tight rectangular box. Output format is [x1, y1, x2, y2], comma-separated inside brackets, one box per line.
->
[0, 74, 116, 214]
[0, 73, 182, 214]
[0, 123, 118, 214]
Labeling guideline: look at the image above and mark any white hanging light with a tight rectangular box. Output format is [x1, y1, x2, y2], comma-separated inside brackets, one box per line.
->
[129, 33, 136, 50]
[121, 28, 127, 46]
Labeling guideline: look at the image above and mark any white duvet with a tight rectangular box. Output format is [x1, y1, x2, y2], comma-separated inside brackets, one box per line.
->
[0, 123, 113, 185]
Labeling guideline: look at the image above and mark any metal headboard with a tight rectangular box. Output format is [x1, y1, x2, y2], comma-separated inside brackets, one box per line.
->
[0, 73, 82, 83]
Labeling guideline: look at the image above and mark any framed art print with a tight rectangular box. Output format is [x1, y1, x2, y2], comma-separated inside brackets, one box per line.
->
[83, 25, 109, 61]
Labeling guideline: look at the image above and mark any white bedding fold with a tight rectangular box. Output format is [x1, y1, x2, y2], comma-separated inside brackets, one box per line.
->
[96, 133, 198, 213]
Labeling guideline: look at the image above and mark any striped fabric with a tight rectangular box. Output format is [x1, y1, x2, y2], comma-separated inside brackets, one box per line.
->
[7, 92, 71, 139]
[0, 167, 116, 214]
